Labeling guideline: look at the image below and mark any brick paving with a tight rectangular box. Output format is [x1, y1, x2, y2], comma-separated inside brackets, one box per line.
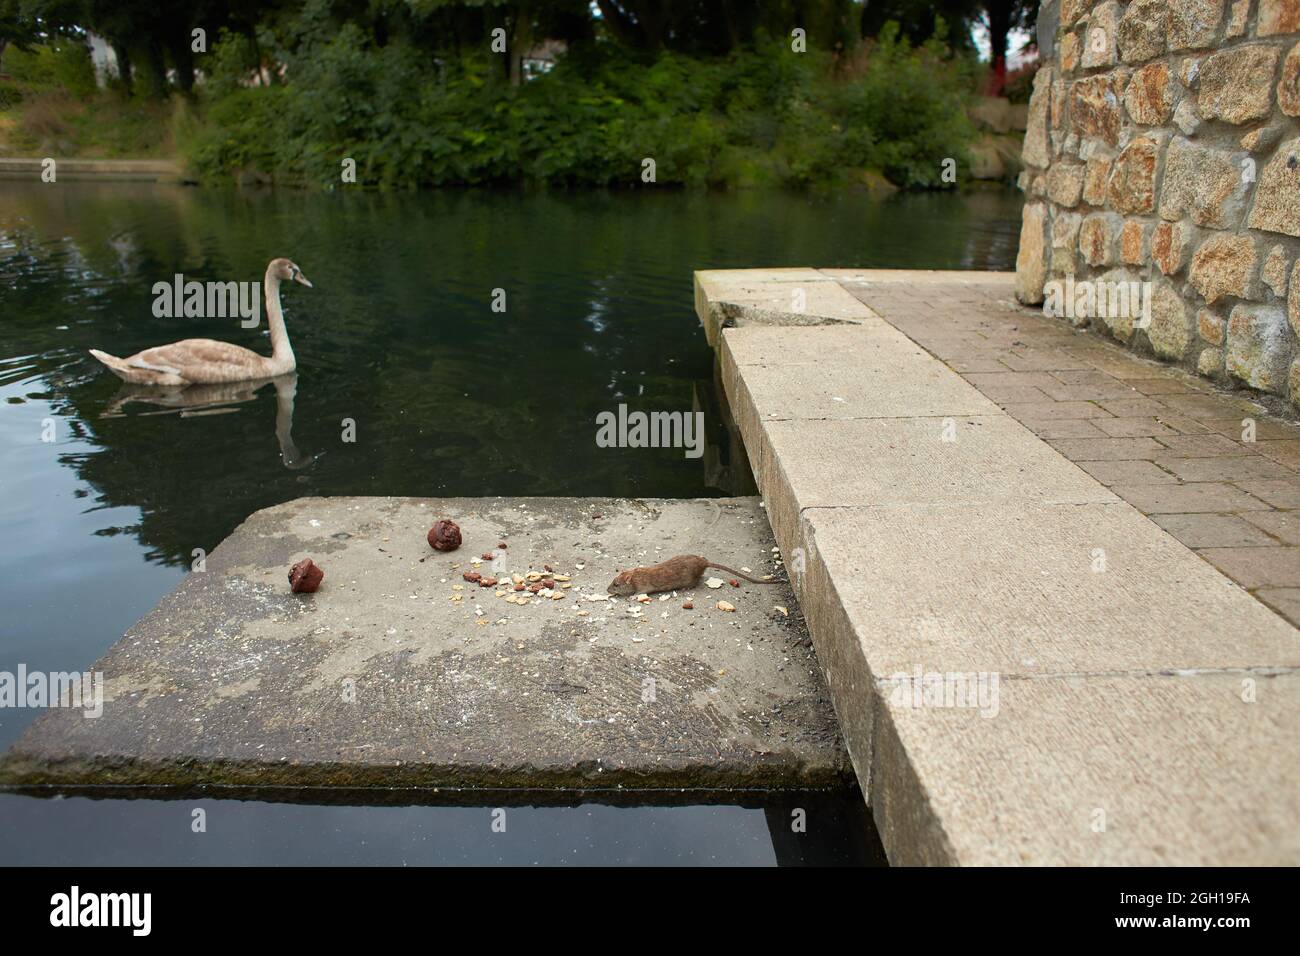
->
[839, 274, 1300, 628]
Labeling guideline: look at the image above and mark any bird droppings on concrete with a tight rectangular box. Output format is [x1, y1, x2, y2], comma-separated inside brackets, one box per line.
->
[0, 496, 849, 792]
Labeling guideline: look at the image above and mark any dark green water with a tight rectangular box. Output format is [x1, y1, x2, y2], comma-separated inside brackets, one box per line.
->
[0, 183, 1021, 865]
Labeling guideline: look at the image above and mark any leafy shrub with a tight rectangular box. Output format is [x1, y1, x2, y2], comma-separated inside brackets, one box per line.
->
[832, 22, 978, 188]
[3, 40, 96, 98]
[0, 80, 21, 110]
[183, 19, 979, 191]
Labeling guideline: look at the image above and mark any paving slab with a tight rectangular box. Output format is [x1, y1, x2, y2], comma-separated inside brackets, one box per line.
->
[696, 266, 1300, 864]
[876, 672, 1300, 865]
[1154, 513, 1280, 548]
[0, 497, 850, 792]
[818, 268, 1014, 286]
[736, 412, 1118, 550]
[694, 269, 878, 346]
[802, 502, 1299, 678]
[721, 330, 998, 423]
[720, 322, 917, 366]
[760, 416, 1115, 509]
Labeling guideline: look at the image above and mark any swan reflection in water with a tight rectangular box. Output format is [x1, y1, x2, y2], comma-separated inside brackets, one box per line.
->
[100, 373, 318, 470]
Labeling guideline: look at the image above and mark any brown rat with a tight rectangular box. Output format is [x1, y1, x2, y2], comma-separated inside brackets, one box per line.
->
[607, 554, 779, 596]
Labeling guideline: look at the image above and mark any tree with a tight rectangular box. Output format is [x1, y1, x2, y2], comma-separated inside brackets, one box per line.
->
[22, 0, 261, 94]
[0, 0, 41, 73]
[400, 0, 591, 81]
[591, 0, 859, 55]
[980, 0, 1036, 88]
[859, 0, 978, 53]
[860, 0, 1037, 88]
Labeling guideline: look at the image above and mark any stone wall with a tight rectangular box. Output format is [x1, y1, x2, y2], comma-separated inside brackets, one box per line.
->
[1016, 0, 1300, 404]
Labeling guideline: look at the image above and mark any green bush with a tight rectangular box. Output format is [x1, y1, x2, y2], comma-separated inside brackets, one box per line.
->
[0, 79, 22, 109]
[3, 40, 97, 98]
[182, 19, 979, 191]
[833, 22, 978, 188]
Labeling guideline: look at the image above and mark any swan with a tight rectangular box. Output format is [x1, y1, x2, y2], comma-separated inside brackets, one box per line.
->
[89, 258, 312, 386]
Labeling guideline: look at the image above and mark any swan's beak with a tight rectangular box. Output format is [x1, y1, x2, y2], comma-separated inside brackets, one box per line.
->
[294, 272, 313, 288]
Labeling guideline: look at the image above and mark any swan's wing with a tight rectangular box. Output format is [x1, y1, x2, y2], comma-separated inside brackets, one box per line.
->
[126, 357, 183, 376]
[134, 339, 265, 382]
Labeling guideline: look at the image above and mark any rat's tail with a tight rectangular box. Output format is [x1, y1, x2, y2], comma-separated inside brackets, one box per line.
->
[707, 562, 781, 585]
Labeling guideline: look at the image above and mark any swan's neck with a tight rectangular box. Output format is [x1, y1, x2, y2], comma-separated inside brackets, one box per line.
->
[264, 271, 296, 371]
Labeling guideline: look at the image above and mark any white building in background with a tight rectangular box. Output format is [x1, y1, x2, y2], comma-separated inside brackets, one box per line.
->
[522, 39, 566, 81]
[86, 32, 120, 87]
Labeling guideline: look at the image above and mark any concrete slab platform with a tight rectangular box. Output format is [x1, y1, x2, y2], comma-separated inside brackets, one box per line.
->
[0, 497, 850, 792]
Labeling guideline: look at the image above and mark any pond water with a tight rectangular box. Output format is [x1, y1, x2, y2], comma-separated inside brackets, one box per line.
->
[0, 183, 1021, 865]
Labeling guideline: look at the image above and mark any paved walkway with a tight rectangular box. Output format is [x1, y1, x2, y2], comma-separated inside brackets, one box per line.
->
[696, 267, 1300, 865]
[832, 270, 1300, 629]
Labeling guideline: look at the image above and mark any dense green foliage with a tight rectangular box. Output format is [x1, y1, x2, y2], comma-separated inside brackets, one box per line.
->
[0, 38, 177, 156]
[1, 0, 1002, 189]
[185, 21, 978, 190]
[1, 33, 95, 95]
